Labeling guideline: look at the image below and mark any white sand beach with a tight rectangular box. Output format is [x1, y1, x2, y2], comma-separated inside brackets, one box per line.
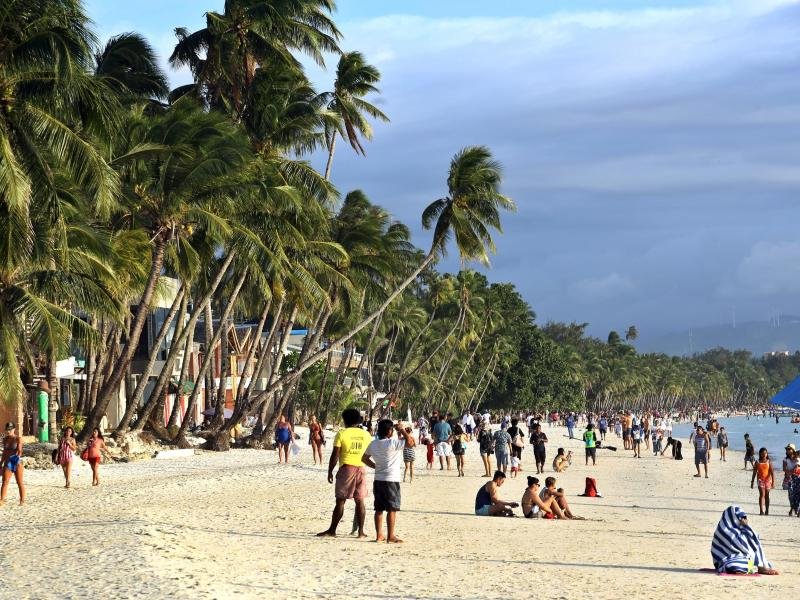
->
[1, 426, 796, 599]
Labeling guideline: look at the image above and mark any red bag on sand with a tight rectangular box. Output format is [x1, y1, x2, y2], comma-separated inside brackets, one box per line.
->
[580, 477, 601, 497]
[80, 448, 89, 462]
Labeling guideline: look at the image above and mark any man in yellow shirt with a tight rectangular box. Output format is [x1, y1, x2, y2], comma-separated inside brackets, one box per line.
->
[317, 408, 374, 538]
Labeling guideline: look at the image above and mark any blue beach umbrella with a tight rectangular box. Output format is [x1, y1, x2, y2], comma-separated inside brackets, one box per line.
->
[769, 375, 800, 410]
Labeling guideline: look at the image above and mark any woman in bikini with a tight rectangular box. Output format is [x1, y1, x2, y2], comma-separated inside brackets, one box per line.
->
[1, 422, 25, 505]
[84, 428, 106, 486]
[309, 415, 324, 465]
[58, 426, 77, 488]
[751, 447, 774, 516]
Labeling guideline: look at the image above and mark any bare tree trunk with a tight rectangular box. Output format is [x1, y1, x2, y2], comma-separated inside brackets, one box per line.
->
[167, 311, 195, 430]
[114, 251, 237, 435]
[249, 250, 438, 414]
[80, 238, 167, 441]
[121, 286, 185, 428]
[324, 130, 337, 180]
[174, 269, 248, 444]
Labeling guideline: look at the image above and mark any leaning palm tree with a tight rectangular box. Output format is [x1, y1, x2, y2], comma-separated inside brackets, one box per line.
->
[321, 51, 389, 179]
[249, 145, 515, 413]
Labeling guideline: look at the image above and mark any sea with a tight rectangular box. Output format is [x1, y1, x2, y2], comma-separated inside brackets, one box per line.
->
[672, 415, 800, 456]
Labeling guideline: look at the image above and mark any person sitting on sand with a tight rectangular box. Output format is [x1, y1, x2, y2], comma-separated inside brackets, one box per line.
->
[362, 420, 415, 543]
[474, 471, 518, 516]
[711, 506, 778, 575]
[521, 476, 567, 519]
[0, 422, 25, 505]
[552, 448, 571, 473]
[318, 409, 375, 538]
[539, 476, 583, 519]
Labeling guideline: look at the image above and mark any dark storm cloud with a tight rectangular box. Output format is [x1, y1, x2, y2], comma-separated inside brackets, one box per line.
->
[321, 1, 800, 339]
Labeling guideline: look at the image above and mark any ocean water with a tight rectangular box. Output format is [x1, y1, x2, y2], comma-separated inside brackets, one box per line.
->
[672, 415, 800, 457]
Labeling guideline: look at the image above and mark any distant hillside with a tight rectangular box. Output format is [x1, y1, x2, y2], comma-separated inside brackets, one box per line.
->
[635, 315, 800, 357]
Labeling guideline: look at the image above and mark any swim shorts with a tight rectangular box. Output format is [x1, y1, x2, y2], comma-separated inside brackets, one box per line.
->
[475, 505, 491, 516]
[335, 465, 367, 500]
[373, 480, 401, 512]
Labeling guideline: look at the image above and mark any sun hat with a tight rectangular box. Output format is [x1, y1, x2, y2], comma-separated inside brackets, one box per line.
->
[786, 443, 796, 451]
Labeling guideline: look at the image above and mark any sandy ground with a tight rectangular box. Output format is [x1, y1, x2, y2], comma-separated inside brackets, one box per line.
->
[0, 425, 797, 599]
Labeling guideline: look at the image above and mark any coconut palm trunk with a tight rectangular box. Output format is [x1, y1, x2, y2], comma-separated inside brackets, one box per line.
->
[80, 238, 167, 441]
[173, 268, 248, 444]
[114, 251, 236, 435]
[121, 286, 186, 428]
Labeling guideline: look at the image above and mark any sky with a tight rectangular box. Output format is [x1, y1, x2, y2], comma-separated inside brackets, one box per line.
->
[86, 0, 800, 342]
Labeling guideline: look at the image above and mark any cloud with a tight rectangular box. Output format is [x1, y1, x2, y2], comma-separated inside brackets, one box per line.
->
[570, 273, 636, 303]
[319, 0, 800, 338]
[721, 242, 800, 297]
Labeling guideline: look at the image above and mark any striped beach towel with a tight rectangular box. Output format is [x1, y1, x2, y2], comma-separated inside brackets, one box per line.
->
[710, 506, 771, 574]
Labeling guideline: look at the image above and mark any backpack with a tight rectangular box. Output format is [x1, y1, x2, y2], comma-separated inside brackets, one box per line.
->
[512, 430, 525, 448]
[579, 477, 601, 497]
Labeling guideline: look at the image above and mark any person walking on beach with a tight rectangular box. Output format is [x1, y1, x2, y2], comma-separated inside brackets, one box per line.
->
[692, 425, 711, 478]
[717, 427, 728, 462]
[452, 423, 467, 477]
[530, 423, 548, 474]
[474, 471, 518, 516]
[782, 444, 799, 516]
[565, 413, 575, 439]
[598, 415, 608, 441]
[318, 409, 374, 538]
[57, 426, 77, 488]
[478, 425, 494, 476]
[493, 425, 512, 474]
[432, 414, 453, 471]
[751, 447, 775, 516]
[83, 428, 106, 486]
[631, 422, 642, 458]
[402, 427, 416, 482]
[507, 418, 525, 466]
[1, 422, 25, 505]
[275, 414, 294, 463]
[362, 420, 415, 543]
[582, 423, 598, 466]
[743, 434, 756, 470]
[309, 416, 324, 465]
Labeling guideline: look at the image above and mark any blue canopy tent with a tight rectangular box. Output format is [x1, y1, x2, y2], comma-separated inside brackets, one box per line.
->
[769, 375, 800, 411]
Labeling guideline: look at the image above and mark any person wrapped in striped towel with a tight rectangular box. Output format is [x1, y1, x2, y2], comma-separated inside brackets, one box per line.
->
[710, 506, 778, 575]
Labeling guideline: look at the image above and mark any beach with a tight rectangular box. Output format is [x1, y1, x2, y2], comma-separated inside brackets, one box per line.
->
[1, 426, 796, 600]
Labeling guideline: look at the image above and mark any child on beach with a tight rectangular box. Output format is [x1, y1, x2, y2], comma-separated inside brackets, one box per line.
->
[424, 436, 434, 470]
[363, 420, 415, 543]
[614, 420, 622, 438]
[751, 447, 775, 516]
[631, 423, 642, 458]
[510, 455, 520, 477]
[402, 428, 415, 482]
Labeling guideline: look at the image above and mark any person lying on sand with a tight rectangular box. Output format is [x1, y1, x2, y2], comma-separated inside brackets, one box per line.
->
[521, 476, 567, 519]
[540, 477, 584, 520]
[474, 471, 518, 516]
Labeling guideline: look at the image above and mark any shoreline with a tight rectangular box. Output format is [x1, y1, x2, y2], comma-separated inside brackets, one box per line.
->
[1, 425, 796, 599]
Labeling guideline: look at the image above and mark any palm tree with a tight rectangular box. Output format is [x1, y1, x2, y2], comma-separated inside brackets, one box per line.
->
[80, 98, 253, 440]
[248, 145, 515, 412]
[169, 0, 341, 119]
[94, 33, 169, 102]
[625, 325, 638, 342]
[321, 51, 389, 179]
[0, 0, 122, 416]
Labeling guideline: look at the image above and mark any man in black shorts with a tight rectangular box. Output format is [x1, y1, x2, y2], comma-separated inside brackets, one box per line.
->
[530, 423, 548, 474]
[363, 420, 415, 543]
